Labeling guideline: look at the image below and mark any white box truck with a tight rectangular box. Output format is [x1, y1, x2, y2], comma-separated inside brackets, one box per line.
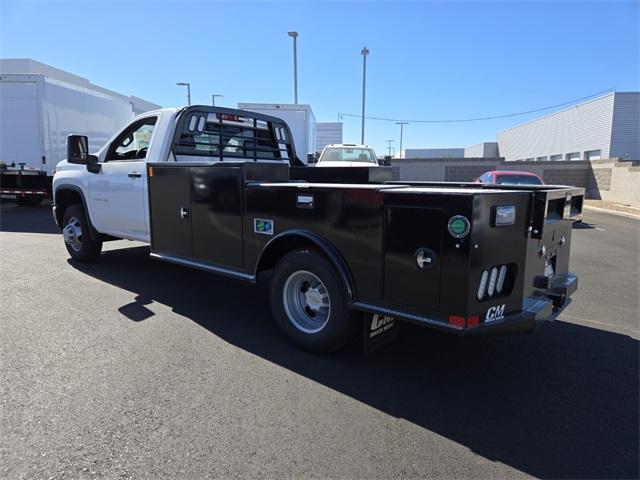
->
[237, 103, 316, 165]
[0, 59, 160, 205]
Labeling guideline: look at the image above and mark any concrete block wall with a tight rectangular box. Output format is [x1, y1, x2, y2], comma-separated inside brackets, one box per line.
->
[391, 157, 640, 206]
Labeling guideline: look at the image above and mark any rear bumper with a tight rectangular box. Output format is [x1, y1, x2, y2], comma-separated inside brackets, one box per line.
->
[464, 272, 578, 335]
[353, 273, 578, 335]
[0, 171, 52, 198]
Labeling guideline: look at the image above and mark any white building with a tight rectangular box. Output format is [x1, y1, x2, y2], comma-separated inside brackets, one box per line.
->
[464, 142, 499, 158]
[404, 147, 465, 158]
[497, 91, 639, 161]
[316, 122, 343, 152]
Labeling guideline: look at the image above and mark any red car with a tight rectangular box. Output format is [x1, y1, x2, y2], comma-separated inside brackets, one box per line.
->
[475, 170, 544, 186]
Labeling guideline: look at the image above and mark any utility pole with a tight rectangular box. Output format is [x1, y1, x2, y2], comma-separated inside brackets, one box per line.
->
[386, 139, 394, 158]
[288, 31, 299, 103]
[395, 122, 408, 159]
[176, 82, 191, 106]
[211, 94, 223, 106]
[360, 47, 369, 144]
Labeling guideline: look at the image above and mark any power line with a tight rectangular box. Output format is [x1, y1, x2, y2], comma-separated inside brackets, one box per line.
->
[339, 89, 613, 124]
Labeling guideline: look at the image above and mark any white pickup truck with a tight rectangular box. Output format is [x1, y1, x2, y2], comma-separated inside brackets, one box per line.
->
[53, 105, 582, 353]
[54, 108, 181, 250]
[313, 144, 382, 167]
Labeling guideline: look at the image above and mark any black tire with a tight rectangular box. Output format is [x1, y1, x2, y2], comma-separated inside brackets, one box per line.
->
[16, 196, 42, 207]
[270, 248, 358, 353]
[62, 204, 102, 262]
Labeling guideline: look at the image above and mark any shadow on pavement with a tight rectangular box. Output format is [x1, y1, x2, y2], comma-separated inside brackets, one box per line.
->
[70, 245, 639, 480]
[572, 220, 597, 230]
[0, 203, 58, 234]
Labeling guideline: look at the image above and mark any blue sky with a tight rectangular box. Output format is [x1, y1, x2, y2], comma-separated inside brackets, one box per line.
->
[1, 0, 638, 155]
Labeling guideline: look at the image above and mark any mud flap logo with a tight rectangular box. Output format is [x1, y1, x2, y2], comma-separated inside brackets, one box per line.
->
[370, 315, 395, 337]
[485, 304, 506, 322]
[364, 314, 398, 353]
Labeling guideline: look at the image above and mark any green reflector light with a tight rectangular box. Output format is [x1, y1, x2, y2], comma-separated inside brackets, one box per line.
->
[448, 215, 470, 238]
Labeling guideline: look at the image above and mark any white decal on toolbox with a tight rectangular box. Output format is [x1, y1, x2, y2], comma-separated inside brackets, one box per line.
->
[485, 304, 506, 322]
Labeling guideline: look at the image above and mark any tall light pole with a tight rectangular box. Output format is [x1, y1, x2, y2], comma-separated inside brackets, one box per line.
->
[288, 31, 299, 104]
[211, 94, 223, 106]
[395, 122, 408, 159]
[176, 82, 191, 106]
[386, 139, 394, 158]
[360, 47, 369, 144]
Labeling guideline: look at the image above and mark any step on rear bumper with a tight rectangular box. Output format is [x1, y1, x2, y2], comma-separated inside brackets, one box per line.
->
[353, 273, 578, 336]
[462, 273, 578, 335]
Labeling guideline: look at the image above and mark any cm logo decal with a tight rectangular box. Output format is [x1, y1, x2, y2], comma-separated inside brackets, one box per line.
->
[253, 218, 274, 235]
[485, 304, 505, 322]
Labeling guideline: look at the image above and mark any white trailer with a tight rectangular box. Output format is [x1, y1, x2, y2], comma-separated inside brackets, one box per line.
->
[237, 103, 316, 165]
[0, 59, 160, 205]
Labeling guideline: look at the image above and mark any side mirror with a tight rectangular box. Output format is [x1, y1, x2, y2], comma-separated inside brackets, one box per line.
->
[67, 135, 98, 165]
[381, 156, 392, 166]
[306, 153, 318, 166]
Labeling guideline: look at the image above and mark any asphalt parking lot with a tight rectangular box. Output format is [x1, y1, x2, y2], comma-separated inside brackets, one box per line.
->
[1, 203, 638, 479]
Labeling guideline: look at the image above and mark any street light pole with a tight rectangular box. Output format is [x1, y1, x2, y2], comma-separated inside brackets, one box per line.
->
[288, 31, 299, 104]
[211, 94, 224, 106]
[176, 82, 191, 106]
[395, 122, 408, 159]
[360, 47, 369, 144]
[386, 139, 394, 158]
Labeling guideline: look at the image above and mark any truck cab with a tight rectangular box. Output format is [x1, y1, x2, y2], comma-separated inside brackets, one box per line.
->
[53, 106, 583, 354]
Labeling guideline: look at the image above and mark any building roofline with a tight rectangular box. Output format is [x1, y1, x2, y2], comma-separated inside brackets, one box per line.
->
[497, 91, 622, 134]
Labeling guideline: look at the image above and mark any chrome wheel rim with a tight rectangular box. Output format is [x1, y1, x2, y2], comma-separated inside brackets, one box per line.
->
[282, 270, 331, 334]
[63, 216, 83, 252]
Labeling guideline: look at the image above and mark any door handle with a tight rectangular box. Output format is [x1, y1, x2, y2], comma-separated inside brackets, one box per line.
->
[179, 206, 189, 220]
[128, 171, 142, 179]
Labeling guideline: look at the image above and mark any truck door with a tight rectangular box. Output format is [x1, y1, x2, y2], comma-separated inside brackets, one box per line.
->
[88, 116, 157, 240]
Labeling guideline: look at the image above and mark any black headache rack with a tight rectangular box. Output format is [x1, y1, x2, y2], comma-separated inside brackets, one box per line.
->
[171, 106, 305, 166]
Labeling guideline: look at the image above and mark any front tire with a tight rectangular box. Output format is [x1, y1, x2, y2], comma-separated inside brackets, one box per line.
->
[62, 204, 102, 262]
[270, 248, 357, 353]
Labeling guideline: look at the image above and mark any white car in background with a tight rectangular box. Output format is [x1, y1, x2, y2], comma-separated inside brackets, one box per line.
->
[314, 144, 381, 167]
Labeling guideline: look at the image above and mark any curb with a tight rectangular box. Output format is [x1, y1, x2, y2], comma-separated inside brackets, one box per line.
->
[583, 204, 640, 220]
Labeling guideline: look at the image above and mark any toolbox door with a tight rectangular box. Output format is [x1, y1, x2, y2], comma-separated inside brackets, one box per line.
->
[384, 206, 442, 311]
[190, 166, 244, 269]
[148, 166, 192, 257]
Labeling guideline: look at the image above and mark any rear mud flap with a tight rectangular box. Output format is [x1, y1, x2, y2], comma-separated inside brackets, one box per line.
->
[363, 313, 399, 353]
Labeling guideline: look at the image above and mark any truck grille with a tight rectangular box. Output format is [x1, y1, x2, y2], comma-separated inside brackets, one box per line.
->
[477, 264, 515, 300]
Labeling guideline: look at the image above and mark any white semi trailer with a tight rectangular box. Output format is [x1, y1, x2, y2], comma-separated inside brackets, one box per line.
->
[237, 103, 316, 165]
[0, 59, 160, 205]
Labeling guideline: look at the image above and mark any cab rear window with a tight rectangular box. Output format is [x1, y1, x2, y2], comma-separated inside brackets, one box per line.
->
[175, 112, 292, 161]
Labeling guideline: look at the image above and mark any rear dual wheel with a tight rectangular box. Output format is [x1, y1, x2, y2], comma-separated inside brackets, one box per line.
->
[270, 248, 359, 353]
